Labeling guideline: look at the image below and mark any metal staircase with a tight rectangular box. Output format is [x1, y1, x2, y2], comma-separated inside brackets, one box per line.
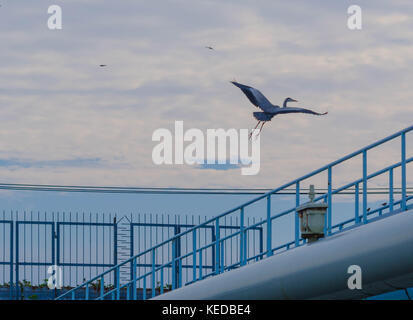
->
[116, 216, 132, 285]
[56, 125, 413, 300]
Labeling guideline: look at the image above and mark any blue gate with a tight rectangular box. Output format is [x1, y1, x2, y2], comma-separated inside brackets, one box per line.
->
[56, 220, 118, 287]
[15, 221, 55, 299]
[0, 212, 119, 300]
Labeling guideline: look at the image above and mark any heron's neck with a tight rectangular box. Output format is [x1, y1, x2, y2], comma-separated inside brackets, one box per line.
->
[283, 99, 289, 108]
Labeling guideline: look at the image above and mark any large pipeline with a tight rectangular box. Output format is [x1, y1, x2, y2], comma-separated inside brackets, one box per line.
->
[153, 209, 413, 300]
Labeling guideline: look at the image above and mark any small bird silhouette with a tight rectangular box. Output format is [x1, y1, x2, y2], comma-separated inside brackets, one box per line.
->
[382, 202, 387, 206]
[99, 64, 107, 67]
[205, 46, 214, 50]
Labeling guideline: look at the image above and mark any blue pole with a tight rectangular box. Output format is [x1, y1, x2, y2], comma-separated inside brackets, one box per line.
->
[215, 218, 220, 274]
[295, 182, 300, 246]
[160, 267, 164, 295]
[85, 283, 89, 300]
[172, 240, 176, 289]
[199, 248, 203, 280]
[327, 167, 332, 234]
[240, 208, 245, 266]
[401, 132, 406, 211]
[192, 230, 197, 281]
[266, 195, 272, 257]
[178, 258, 182, 288]
[220, 241, 224, 273]
[9, 222, 13, 300]
[355, 183, 360, 223]
[130, 223, 134, 289]
[116, 267, 120, 300]
[152, 249, 156, 298]
[389, 168, 394, 212]
[363, 150, 368, 223]
[15, 222, 19, 300]
[100, 275, 104, 300]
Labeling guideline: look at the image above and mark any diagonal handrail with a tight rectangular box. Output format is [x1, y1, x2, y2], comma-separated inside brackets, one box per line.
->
[56, 125, 413, 300]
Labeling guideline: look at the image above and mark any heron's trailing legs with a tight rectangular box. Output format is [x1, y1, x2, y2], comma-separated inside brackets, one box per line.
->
[249, 121, 261, 140]
[256, 122, 266, 138]
[249, 121, 267, 140]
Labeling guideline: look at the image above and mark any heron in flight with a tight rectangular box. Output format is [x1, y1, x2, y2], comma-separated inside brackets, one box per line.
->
[231, 81, 327, 138]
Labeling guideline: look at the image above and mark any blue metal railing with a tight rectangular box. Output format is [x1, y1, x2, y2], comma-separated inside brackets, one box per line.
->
[56, 125, 413, 300]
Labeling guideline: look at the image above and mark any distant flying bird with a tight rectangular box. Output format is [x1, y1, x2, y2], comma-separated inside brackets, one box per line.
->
[99, 64, 107, 67]
[231, 81, 328, 138]
[205, 46, 214, 50]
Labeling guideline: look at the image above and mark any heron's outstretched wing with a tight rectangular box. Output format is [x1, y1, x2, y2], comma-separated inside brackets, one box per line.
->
[231, 81, 274, 112]
[276, 107, 327, 116]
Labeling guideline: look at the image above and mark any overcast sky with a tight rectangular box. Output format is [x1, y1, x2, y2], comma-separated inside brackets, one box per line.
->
[0, 0, 412, 197]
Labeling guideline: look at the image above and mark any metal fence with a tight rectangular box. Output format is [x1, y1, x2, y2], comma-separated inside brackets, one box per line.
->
[0, 211, 262, 300]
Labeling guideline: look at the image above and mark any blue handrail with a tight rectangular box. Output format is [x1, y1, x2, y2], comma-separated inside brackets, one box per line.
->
[56, 125, 412, 300]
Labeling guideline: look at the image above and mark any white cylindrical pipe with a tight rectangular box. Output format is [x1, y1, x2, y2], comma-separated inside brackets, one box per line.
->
[153, 209, 413, 300]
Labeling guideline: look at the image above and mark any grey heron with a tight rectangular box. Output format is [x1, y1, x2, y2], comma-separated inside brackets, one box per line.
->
[231, 81, 328, 138]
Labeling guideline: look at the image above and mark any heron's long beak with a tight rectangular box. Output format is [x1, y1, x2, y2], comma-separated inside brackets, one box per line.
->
[291, 99, 298, 102]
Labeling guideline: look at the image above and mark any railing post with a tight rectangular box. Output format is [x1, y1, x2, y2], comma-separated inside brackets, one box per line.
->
[295, 182, 300, 246]
[327, 167, 332, 234]
[363, 150, 368, 223]
[266, 195, 272, 257]
[192, 230, 197, 281]
[160, 267, 164, 295]
[401, 132, 406, 211]
[85, 283, 89, 300]
[178, 258, 182, 288]
[143, 277, 146, 300]
[355, 182, 360, 223]
[15, 222, 19, 300]
[152, 248, 156, 298]
[116, 267, 120, 300]
[100, 275, 104, 300]
[9, 221, 13, 300]
[389, 168, 394, 212]
[220, 241, 224, 273]
[199, 249, 203, 280]
[240, 208, 246, 266]
[215, 218, 220, 274]
[132, 258, 137, 300]
[172, 240, 176, 290]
